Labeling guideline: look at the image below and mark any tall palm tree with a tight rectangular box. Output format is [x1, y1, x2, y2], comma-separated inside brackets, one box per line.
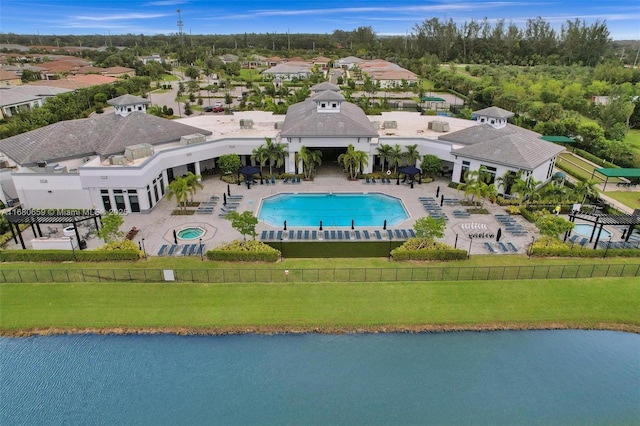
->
[338, 144, 368, 180]
[351, 149, 369, 178]
[166, 177, 189, 211]
[376, 144, 393, 172]
[264, 137, 287, 176]
[496, 170, 522, 195]
[572, 180, 596, 204]
[184, 172, 203, 203]
[251, 145, 269, 174]
[389, 144, 403, 174]
[298, 145, 323, 180]
[404, 144, 420, 167]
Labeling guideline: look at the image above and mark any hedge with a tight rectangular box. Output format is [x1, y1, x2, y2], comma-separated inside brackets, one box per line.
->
[391, 247, 468, 261]
[574, 148, 619, 169]
[531, 247, 640, 258]
[205, 250, 280, 262]
[0, 249, 141, 262]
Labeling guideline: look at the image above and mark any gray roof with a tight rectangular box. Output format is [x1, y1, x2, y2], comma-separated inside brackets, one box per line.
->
[473, 106, 514, 119]
[262, 63, 312, 75]
[310, 82, 340, 92]
[312, 90, 345, 102]
[0, 85, 72, 107]
[445, 123, 565, 169]
[107, 94, 150, 106]
[281, 99, 377, 138]
[0, 112, 211, 165]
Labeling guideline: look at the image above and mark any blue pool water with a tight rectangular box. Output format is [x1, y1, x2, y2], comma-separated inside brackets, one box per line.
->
[574, 223, 612, 239]
[177, 227, 204, 240]
[258, 192, 408, 227]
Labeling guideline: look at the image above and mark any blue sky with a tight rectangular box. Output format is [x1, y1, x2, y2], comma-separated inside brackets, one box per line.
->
[1, 0, 638, 40]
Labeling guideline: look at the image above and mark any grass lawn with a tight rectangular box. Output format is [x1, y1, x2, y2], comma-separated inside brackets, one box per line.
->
[161, 74, 178, 81]
[603, 191, 640, 210]
[624, 129, 640, 165]
[1, 278, 638, 334]
[239, 69, 262, 82]
[558, 153, 624, 183]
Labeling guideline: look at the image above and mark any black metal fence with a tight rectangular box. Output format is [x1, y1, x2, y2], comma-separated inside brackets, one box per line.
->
[1, 263, 639, 284]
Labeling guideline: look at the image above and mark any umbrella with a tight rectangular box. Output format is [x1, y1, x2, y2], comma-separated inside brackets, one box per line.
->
[496, 228, 502, 242]
[351, 220, 354, 230]
[227, 184, 231, 196]
[383, 219, 387, 230]
[223, 193, 227, 205]
[284, 220, 287, 231]
[173, 229, 178, 244]
[319, 221, 323, 231]
[436, 186, 440, 197]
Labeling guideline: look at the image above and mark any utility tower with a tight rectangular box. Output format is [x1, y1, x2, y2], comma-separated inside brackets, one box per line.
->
[176, 9, 184, 46]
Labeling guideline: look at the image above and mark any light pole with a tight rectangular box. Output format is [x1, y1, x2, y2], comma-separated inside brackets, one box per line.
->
[141, 238, 147, 260]
[528, 236, 535, 259]
[604, 237, 611, 258]
[199, 238, 204, 261]
[69, 236, 76, 261]
[467, 237, 472, 259]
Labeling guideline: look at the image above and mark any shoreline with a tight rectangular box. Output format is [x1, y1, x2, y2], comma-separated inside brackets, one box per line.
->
[2, 322, 639, 338]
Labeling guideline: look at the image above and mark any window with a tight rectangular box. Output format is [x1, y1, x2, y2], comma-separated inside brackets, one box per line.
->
[128, 194, 140, 212]
[114, 195, 126, 211]
[320, 103, 326, 108]
[102, 194, 112, 211]
[332, 103, 337, 108]
[481, 165, 497, 184]
[460, 161, 470, 183]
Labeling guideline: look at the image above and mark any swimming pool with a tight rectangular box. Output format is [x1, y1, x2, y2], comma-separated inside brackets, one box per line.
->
[258, 193, 408, 227]
[177, 227, 205, 240]
[573, 223, 612, 239]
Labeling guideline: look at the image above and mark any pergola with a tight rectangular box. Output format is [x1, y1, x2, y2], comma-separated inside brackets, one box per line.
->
[4, 209, 102, 250]
[237, 165, 262, 188]
[564, 210, 640, 249]
[397, 166, 422, 188]
[592, 168, 640, 191]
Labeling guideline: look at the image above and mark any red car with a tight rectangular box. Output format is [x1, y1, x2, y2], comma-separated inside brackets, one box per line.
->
[213, 106, 225, 113]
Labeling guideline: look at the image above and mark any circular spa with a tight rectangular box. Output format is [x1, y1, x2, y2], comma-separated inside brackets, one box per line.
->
[176, 227, 206, 240]
[258, 193, 408, 228]
[573, 223, 612, 239]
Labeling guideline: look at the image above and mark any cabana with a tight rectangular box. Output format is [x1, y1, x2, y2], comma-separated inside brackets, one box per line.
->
[237, 165, 263, 187]
[397, 166, 422, 187]
[591, 168, 640, 191]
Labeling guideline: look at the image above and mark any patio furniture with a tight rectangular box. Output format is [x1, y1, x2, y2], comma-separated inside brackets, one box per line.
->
[363, 230, 371, 240]
[408, 229, 416, 238]
[271, 176, 276, 184]
[158, 245, 168, 256]
[355, 230, 362, 240]
[268, 230, 275, 240]
[484, 242, 496, 253]
[498, 242, 509, 252]
[331, 230, 337, 239]
[260, 230, 268, 240]
[168, 245, 179, 255]
[365, 177, 370, 184]
[374, 230, 382, 240]
[297, 230, 303, 239]
[507, 242, 518, 252]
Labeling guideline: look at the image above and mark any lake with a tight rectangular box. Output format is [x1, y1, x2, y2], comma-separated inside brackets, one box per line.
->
[1, 330, 638, 425]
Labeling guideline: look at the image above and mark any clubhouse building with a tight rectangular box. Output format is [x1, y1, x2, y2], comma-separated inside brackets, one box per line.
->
[0, 84, 564, 213]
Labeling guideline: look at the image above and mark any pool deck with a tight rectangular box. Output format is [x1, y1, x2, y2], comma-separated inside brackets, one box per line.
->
[6, 171, 631, 256]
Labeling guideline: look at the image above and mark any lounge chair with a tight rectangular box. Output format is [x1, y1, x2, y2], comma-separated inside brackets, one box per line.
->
[276, 230, 283, 240]
[168, 245, 179, 255]
[374, 230, 382, 240]
[260, 230, 268, 240]
[297, 230, 303, 240]
[158, 244, 168, 256]
[196, 244, 204, 256]
[331, 230, 337, 239]
[188, 244, 197, 256]
[401, 229, 409, 239]
[283, 177, 290, 184]
[365, 177, 370, 184]
[507, 242, 518, 253]
[363, 230, 371, 240]
[264, 179, 270, 185]
[345, 231, 351, 240]
[304, 230, 310, 240]
[296, 176, 301, 183]
[484, 242, 497, 253]
[337, 230, 343, 240]
[355, 230, 361, 240]
[209, 196, 220, 201]
[268, 230, 275, 240]
[394, 229, 403, 238]
[386, 178, 392, 184]
[288, 230, 295, 239]
[408, 229, 416, 238]
[228, 195, 243, 200]
[271, 176, 276, 184]
[498, 242, 509, 253]
[311, 231, 317, 240]
[180, 245, 190, 256]
[324, 230, 330, 240]
[371, 178, 376, 184]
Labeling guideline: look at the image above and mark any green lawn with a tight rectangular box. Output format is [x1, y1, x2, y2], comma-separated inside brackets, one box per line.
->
[558, 153, 624, 183]
[239, 69, 263, 82]
[603, 191, 640, 210]
[1, 278, 638, 333]
[624, 129, 640, 166]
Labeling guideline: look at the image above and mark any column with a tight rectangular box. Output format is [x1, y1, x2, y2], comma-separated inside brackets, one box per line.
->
[363, 153, 374, 174]
[194, 162, 201, 181]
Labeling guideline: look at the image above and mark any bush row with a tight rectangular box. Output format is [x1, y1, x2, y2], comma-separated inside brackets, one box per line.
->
[573, 148, 619, 169]
[206, 240, 280, 262]
[391, 247, 468, 261]
[0, 249, 141, 262]
[531, 247, 640, 258]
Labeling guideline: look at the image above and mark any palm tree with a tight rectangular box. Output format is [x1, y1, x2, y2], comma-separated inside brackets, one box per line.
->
[251, 145, 269, 174]
[479, 182, 498, 208]
[264, 137, 287, 176]
[166, 177, 189, 211]
[351, 149, 369, 178]
[298, 145, 323, 180]
[572, 180, 596, 204]
[184, 172, 203, 203]
[496, 170, 522, 195]
[404, 144, 420, 167]
[376, 144, 393, 172]
[338, 144, 368, 180]
[389, 144, 403, 174]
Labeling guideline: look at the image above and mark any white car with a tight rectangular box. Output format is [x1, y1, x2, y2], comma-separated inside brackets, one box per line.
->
[214, 101, 223, 107]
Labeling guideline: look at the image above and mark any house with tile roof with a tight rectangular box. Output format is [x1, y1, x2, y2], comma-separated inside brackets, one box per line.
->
[0, 69, 22, 86]
[262, 62, 313, 81]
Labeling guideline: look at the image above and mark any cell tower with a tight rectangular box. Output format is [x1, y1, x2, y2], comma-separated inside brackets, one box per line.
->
[176, 9, 184, 46]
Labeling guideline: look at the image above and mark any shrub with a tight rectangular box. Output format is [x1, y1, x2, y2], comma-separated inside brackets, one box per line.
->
[505, 206, 521, 215]
[390, 238, 467, 261]
[0, 249, 140, 262]
[206, 240, 280, 262]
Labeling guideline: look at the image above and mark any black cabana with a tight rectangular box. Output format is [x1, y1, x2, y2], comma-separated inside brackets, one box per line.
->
[237, 165, 262, 186]
[397, 166, 422, 186]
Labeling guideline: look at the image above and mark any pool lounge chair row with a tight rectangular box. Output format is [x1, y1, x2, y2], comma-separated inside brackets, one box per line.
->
[157, 243, 205, 256]
[283, 177, 301, 184]
[260, 228, 417, 241]
[364, 177, 393, 184]
[484, 241, 519, 253]
[264, 176, 277, 185]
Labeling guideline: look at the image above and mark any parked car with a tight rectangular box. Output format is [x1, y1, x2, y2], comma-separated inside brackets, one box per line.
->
[203, 106, 213, 112]
[213, 106, 225, 113]
[214, 100, 223, 107]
